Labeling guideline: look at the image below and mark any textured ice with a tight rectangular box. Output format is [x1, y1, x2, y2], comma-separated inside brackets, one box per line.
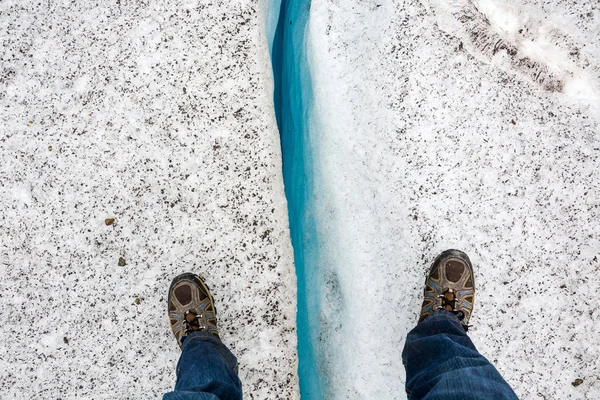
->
[0, 0, 299, 398]
[306, 0, 600, 398]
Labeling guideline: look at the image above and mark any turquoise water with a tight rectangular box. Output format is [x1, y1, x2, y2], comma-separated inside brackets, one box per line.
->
[268, 0, 322, 398]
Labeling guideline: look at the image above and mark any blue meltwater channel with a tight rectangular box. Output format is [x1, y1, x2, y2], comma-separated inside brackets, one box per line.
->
[267, 0, 322, 398]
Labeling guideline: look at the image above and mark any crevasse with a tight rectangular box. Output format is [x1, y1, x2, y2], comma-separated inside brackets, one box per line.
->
[267, 0, 322, 398]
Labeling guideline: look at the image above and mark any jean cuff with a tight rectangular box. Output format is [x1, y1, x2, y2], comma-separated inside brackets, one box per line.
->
[182, 331, 222, 349]
[425, 309, 465, 330]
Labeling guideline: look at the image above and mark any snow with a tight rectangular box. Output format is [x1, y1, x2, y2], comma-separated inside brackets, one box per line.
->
[304, 0, 600, 398]
[0, 0, 298, 398]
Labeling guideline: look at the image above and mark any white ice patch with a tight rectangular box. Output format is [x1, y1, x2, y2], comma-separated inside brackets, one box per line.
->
[73, 76, 89, 92]
[305, 0, 600, 398]
[138, 55, 154, 75]
[425, 0, 600, 104]
[11, 185, 32, 206]
[0, 1, 299, 397]
[563, 74, 600, 104]
[40, 332, 64, 349]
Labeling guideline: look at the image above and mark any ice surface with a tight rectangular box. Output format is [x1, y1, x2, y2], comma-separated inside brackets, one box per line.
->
[0, 0, 299, 398]
[305, 0, 600, 398]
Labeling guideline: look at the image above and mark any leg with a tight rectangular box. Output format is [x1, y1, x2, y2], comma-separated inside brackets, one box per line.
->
[164, 273, 242, 400]
[163, 331, 242, 400]
[405, 249, 518, 399]
[402, 310, 518, 400]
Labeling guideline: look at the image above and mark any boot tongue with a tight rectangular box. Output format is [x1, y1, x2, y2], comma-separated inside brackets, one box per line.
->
[441, 289, 456, 312]
[185, 311, 200, 331]
[443, 290, 455, 301]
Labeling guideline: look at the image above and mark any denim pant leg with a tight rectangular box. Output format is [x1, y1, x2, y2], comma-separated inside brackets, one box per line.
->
[163, 331, 243, 400]
[402, 310, 518, 400]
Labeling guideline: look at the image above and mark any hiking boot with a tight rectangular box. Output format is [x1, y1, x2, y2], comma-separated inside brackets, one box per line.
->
[168, 273, 219, 348]
[418, 249, 475, 330]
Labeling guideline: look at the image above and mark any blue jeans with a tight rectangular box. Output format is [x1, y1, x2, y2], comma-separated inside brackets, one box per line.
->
[163, 331, 242, 400]
[164, 311, 517, 399]
[402, 310, 518, 399]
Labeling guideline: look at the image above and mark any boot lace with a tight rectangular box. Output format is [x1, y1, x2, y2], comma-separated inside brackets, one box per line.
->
[182, 310, 209, 336]
[434, 288, 470, 330]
